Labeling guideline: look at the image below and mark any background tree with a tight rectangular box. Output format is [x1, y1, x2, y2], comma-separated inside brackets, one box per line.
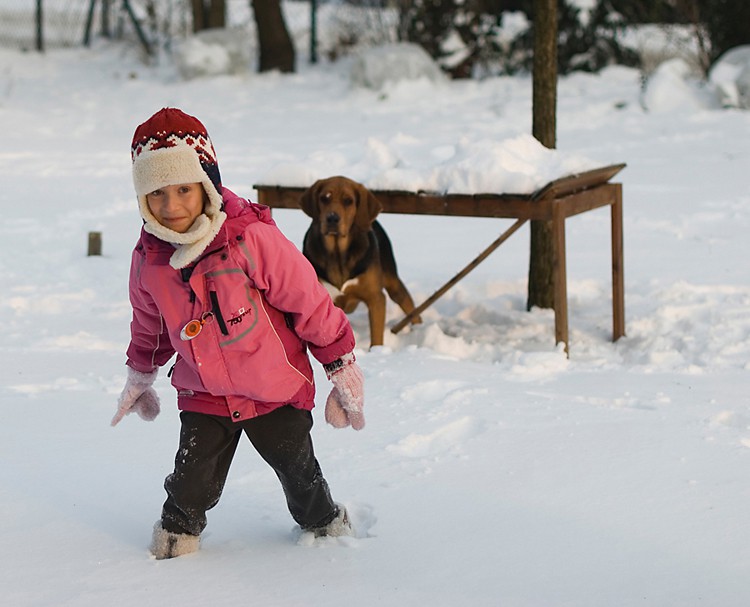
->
[191, 0, 225, 32]
[251, 0, 295, 72]
[527, 0, 557, 311]
[398, 0, 638, 77]
[672, 0, 750, 70]
[606, 0, 682, 23]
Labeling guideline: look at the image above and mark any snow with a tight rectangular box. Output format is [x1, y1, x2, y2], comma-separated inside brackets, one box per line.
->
[2, 25, 750, 607]
[349, 42, 446, 92]
[709, 45, 750, 109]
[261, 131, 602, 194]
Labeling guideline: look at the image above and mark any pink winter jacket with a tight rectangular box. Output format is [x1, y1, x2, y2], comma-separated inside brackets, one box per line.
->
[125, 188, 355, 422]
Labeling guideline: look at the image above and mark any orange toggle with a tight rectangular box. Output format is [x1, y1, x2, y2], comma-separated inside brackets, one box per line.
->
[180, 319, 203, 341]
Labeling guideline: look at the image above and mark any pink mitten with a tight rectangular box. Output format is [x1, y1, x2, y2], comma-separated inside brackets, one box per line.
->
[133, 387, 161, 421]
[111, 368, 160, 426]
[324, 353, 365, 431]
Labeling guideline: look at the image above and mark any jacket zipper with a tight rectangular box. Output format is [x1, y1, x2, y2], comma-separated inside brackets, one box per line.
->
[210, 291, 229, 336]
[180, 267, 196, 303]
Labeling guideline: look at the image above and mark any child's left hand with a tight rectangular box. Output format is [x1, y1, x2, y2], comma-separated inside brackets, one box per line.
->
[325, 355, 365, 430]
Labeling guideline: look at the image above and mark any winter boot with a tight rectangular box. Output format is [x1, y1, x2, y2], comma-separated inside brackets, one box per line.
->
[150, 522, 200, 559]
[310, 504, 354, 538]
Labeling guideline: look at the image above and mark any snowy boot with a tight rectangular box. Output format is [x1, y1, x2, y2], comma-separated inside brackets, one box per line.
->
[310, 504, 354, 538]
[150, 522, 200, 559]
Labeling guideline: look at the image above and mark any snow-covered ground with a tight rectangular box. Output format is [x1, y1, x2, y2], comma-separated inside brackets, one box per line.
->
[1, 20, 749, 607]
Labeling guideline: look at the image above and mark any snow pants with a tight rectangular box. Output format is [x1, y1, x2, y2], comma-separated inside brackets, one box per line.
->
[160, 406, 337, 536]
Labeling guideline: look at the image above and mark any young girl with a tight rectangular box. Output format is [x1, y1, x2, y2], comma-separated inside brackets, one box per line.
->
[111, 107, 365, 559]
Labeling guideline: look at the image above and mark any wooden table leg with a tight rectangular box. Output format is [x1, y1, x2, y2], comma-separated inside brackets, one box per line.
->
[552, 202, 569, 354]
[611, 183, 625, 341]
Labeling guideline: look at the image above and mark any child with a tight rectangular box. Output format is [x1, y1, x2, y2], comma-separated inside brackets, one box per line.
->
[111, 107, 365, 559]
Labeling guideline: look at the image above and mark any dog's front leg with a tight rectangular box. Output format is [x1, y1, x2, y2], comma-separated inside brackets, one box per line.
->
[336, 277, 386, 348]
[364, 291, 386, 347]
[334, 279, 361, 314]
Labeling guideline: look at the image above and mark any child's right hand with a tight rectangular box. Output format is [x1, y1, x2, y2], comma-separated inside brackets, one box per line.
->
[111, 368, 161, 426]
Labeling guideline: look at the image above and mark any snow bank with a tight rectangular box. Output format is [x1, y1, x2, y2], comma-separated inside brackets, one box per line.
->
[641, 58, 720, 113]
[174, 27, 252, 79]
[709, 45, 750, 109]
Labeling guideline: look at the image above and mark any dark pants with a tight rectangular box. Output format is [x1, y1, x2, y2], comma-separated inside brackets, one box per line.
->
[160, 406, 337, 536]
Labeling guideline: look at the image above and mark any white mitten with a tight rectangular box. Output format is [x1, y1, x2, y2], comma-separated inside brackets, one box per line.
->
[324, 353, 365, 431]
[111, 368, 160, 427]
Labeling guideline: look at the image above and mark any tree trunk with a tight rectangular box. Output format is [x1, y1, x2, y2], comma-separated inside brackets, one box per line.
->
[527, 0, 558, 311]
[251, 0, 295, 73]
[191, 0, 225, 32]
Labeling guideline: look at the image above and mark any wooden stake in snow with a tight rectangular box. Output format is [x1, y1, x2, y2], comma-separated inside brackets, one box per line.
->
[88, 231, 102, 256]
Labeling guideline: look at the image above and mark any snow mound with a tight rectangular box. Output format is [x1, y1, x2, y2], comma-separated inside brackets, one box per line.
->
[641, 58, 720, 113]
[350, 42, 446, 90]
[709, 45, 750, 109]
[174, 28, 251, 79]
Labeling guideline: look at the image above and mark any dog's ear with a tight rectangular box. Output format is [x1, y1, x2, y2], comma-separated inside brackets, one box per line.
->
[299, 180, 321, 219]
[354, 184, 383, 231]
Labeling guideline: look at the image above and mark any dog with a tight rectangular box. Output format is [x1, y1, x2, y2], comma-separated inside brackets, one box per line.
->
[300, 176, 421, 348]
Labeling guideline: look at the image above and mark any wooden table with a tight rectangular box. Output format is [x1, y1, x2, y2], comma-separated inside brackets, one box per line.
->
[255, 163, 626, 353]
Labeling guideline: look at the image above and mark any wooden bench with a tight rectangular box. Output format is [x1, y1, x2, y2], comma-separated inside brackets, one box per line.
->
[254, 163, 626, 353]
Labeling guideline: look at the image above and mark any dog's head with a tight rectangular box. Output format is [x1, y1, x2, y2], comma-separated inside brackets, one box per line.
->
[300, 176, 382, 237]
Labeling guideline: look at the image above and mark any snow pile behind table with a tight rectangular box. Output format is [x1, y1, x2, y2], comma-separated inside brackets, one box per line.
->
[261, 131, 601, 194]
[0, 36, 749, 607]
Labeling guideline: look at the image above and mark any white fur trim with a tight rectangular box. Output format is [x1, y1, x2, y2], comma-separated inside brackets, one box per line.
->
[142, 210, 227, 269]
[133, 144, 227, 268]
[133, 146, 205, 195]
[310, 504, 353, 538]
[133, 146, 223, 218]
[150, 522, 200, 559]
[168, 211, 226, 269]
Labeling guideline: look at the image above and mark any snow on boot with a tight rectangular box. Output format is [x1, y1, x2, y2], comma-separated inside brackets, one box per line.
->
[150, 522, 200, 559]
[312, 505, 354, 538]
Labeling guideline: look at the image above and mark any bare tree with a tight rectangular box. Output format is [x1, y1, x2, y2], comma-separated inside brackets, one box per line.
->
[251, 0, 295, 72]
[191, 0, 225, 32]
[527, 0, 557, 311]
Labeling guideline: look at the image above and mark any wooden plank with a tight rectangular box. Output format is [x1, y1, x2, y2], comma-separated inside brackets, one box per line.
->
[531, 163, 626, 201]
[255, 185, 306, 209]
[379, 193, 542, 219]
[554, 183, 620, 218]
[254, 185, 538, 218]
[254, 164, 626, 219]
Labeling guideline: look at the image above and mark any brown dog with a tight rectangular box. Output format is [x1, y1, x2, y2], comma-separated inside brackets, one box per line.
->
[300, 176, 421, 347]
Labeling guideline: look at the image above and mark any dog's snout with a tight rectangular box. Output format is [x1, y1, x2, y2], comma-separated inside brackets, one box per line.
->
[325, 212, 340, 225]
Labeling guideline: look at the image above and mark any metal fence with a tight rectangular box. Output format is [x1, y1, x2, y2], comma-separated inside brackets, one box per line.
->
[0, 0, 91, 51]
[0, 1, 395, 58]
[0, 0, 233, 52]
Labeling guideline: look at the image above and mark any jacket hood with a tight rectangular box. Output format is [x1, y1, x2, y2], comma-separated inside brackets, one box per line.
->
[221, 187, 274, 224]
